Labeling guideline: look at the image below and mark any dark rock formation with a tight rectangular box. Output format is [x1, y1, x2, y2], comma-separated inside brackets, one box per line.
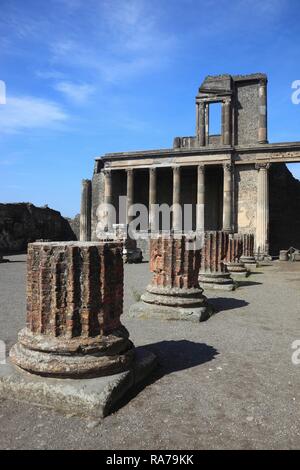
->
[0, 203, 76, 254]
[269, 164, 300, 256]
[66, 213, 80, 241]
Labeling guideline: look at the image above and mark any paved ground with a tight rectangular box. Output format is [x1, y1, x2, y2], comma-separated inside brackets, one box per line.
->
[0, 255, 300, 449]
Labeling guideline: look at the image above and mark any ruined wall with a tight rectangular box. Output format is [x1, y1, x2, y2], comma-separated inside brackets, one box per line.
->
[0, 203, 75, 254]
[235, 164, 257, 234]
[235, 82, 260, 145]
[269, 163, 300, 255]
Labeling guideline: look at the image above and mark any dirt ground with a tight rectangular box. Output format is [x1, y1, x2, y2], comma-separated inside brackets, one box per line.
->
[0, 255, 300, 449]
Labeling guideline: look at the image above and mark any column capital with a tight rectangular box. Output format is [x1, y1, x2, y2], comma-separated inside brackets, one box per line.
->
[223, 162, 233, 172]
[255, 162, 270, 171]
[149, 167, 157, 175]
[172, 165, 181, 174]
[126, 168, 134, 175]
[103, 168, 112, 177]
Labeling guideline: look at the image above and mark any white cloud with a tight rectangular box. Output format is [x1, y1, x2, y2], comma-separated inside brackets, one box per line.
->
[49, 0, 176, 83]
[0, 95, 68, 134]
[54, 81, 95, 104]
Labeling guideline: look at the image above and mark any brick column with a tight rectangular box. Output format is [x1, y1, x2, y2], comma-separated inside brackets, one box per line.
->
[199, 231, 235, 290]
[240, 233, 257, 266]
[225, 233, 248, 278]
[172, 166, 181, 232]
[80, 179, 92, 241]
[222, 162, 233, 232]
[258, 79, 268, 144]
[129, 234, 213, 322]
[196, 165, 205, 233]
[10, 241, 134, 377]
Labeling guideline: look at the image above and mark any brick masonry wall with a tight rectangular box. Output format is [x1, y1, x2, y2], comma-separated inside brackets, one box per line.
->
[26, 241, 124, 338]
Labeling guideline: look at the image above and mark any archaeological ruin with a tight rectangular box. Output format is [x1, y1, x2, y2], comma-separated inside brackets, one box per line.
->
[80, 73, 300, 258]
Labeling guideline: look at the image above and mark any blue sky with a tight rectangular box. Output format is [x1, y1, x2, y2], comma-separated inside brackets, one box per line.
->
[0, 0, 300, 217]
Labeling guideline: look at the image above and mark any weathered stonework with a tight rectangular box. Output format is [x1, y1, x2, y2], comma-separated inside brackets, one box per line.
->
[1, 240, 157, 419]
[129, 234, 213, 322]
[225, 234, 248, 279]
[10, 241, 134, 378]
[80, 72, 300, 260]
[199, 231, 235, 290]
[240, 233, 257, 266]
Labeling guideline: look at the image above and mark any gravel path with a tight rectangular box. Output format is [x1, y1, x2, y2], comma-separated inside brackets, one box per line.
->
[0, 255, 300, 449]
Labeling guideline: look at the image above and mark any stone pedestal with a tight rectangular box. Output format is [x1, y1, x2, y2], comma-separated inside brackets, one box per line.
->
[225, 234, 248, 279]
[129, 234, 213, 322]
[199, 231, 235, 290]
[0, 241, 156, 419]
[240, 233, 258, 268]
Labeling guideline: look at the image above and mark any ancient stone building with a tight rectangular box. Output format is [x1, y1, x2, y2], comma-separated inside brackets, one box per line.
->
[81, 73, 300, 257]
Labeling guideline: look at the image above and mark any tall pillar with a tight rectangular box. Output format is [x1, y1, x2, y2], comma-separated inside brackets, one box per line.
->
[222, 162, 233, 232]
[80, 179, 92, 241]
[258, 80, 268, 144]
[255, 163, 270, 257]
[196, 165, 205, 233]
[197, 102, 205, 146]
[126, 169, 134, 225]
[172, 166, 181, 232]
[103, 169, 113, 231]
[149, 167, 157, 233]
[222, 99, 232, 146]
[205, 104, 209, 144]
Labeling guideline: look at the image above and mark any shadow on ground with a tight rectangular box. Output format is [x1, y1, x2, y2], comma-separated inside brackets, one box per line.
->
[209, 297, 249, 312]
[236, 280, 262, 287]
[111, 340, 218, 414]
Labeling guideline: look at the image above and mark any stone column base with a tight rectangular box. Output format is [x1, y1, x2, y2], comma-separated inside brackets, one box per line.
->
[129, 285, 214, 322]
[240, 255, 258, 269]
[0, 348, 157, 420]
[10, 326, 134, 379]
[226, 262, 249, 279]
[199, 272, 235, 291]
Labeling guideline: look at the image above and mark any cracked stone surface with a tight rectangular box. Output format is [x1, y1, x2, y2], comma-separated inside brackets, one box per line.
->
[1, 255, 300, 449]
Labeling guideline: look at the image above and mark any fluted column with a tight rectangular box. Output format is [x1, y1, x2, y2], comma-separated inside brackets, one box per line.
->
[222, 162, 233, 232]
[149, 167, 157, 232]
[222, 99, 232, 145]
[80, 179, 91, 241]
[10, 241, 134, 377]
[172, 166, 181, 232]
[258, 80, 268, 144]
[126, 169, 134, 225]
[256, 163, 270, 256]
[196, 165, 205, 232]
[197, 102, 206, 146]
